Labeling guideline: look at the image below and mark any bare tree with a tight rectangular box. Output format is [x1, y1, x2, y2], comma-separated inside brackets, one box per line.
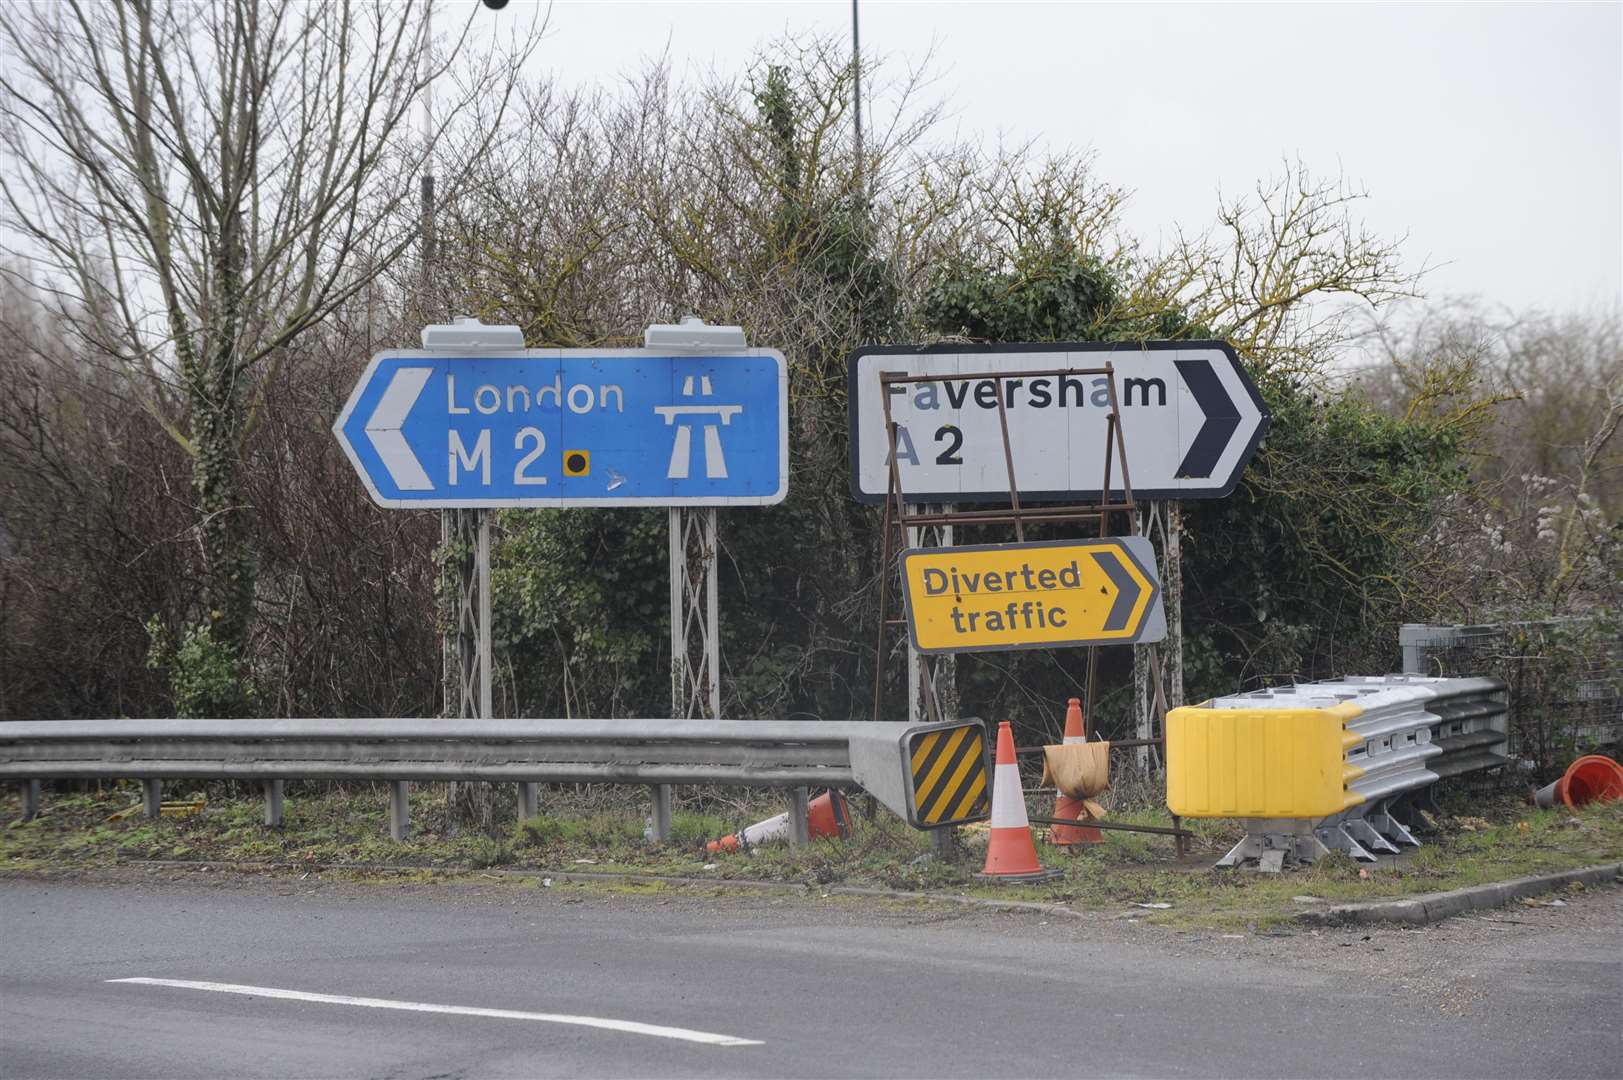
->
[1353, 300, 1622, 619]
[0, 0, 541, 710]
[1153, 161, 1423, 378]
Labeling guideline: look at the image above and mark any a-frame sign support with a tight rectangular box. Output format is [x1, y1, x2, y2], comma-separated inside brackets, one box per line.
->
[869, 359, 1182, 853]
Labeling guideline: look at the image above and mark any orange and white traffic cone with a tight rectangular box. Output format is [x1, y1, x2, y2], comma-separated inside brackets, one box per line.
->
[1049, 697, 1105, 846]
[707, 790, 850, 854]
[979, 721, 1062, 882]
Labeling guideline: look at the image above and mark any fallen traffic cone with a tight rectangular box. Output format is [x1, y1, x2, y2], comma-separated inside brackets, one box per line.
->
[707, 790, 850, 854]
[1534, 755, 1623, 810]
[979, 721, 1062, 882]
[1049, 698, 1105, 846]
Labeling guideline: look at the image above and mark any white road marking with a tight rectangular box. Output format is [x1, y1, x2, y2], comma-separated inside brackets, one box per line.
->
[107, 977, 762, 1047]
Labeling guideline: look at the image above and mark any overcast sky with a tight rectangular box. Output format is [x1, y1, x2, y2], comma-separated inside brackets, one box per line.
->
[478, 0, 1621, 318]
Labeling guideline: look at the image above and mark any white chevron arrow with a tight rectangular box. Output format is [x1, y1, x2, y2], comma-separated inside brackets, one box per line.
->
[365, 367, 433, 491]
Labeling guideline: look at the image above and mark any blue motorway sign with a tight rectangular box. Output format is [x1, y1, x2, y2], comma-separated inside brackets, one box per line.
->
[333, 349, 788, 507]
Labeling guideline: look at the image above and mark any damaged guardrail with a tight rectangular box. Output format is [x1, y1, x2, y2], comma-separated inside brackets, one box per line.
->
[1166, 676, 1508, 870]
[0, 717, 992, 843]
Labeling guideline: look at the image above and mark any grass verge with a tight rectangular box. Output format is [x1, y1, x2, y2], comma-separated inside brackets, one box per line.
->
[3, 781, 1619, 931]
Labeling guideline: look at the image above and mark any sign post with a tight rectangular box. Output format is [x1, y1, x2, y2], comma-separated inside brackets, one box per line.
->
[906, 506, 956, 727]
[335, 317, 789, 840]
[853, 342, 1268, 772]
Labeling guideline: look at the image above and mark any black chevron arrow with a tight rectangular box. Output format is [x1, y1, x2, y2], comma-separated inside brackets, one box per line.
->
[1174, 359, 1241, 479]
[1092, 548, 1142, 632]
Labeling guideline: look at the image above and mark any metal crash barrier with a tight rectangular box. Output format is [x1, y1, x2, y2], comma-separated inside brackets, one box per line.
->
[1, 717, 992, 841]
[1167, 676, 1508, 869]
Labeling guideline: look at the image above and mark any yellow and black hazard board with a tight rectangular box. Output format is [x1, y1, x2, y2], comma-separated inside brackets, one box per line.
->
[905, 722, 991, 827]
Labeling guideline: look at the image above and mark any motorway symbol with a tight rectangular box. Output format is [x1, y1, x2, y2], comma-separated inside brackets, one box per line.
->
[334, 349, 788, 507]
[900, 537, 1165, 654]
[848, 341, 1269, 503]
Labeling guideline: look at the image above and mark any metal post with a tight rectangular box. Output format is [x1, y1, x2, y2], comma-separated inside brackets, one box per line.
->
[1399, 623, 1440, 674]
[1133, 501, 1182, 770]
[665, 507, 683, 836]
[446, 505, 494, 829]
[1165, 501, 1184, 714]
[930, 826, 959, 859]
[906, 514, 923, 728]
[934, 506, 957, 724]
[264, 780, 284, 827]
[478, 511, 493, 720]
[440, 511, 454, 718]
[420, 318, 523, 833]
[669, 507, 684, 714]
[788, 786, 811, 847]
[22, 780, 41, 821]
[669, 504, 721, 840]
[142, 779, 161, 820]
[851, 0, 861, 180]
[649, 784, 672, 844]
[705, 510, 719, 719]
[450, 509, 493, 722]
[670, 507, 720, 720]
[905, 505, 957, 727]
[871, 423, 897, 723]
[389, 781, 410, 841]
[518, 782, 538, 821]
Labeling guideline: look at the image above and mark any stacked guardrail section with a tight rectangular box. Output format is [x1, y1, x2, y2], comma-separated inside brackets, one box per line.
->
[1167, 676, 1508, 869]
[1308, 676, 1509, 781]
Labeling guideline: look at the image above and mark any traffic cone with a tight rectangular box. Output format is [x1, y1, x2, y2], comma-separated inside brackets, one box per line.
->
[707, 790, 850, 854]
[979, 721, 1062, 882]
[1534, 755, 1623, 810]
[1050, 698, 1105, 846]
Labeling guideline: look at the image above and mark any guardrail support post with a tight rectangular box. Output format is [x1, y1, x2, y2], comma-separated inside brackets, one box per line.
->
[649, 784, 672, 843]
[389, 781, 410, 841]
[142, 779, 162, 820]
[788, 786, 810, 847]
[22, 780, 41, 820]
[518, 782, 539, 821]
[264, 780, 284, 827]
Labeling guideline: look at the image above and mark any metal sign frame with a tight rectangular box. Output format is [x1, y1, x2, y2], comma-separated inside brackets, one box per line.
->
[871, 360, 1147, 727]
[865, 356, 1188, 853]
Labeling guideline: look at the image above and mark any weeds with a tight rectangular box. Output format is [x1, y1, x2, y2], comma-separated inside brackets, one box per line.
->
[3, 782, 1619, 932]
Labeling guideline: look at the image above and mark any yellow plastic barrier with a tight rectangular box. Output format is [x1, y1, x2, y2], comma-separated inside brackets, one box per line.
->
[1167, 702, 1365, 819]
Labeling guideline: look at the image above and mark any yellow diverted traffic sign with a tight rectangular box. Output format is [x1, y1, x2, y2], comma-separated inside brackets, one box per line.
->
[901, 538, 1165, 654]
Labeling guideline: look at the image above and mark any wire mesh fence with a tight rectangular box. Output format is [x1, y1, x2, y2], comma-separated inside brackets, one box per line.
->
[1400, 619, 1622, 778]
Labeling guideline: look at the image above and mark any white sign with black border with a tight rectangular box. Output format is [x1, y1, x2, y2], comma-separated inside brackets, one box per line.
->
[847, 341, 1269, 503]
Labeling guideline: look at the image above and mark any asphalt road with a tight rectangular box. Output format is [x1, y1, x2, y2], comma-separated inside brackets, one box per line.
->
[1, 873, 1618, 1079]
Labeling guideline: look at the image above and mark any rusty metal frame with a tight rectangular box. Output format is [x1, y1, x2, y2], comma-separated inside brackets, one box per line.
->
[867, 361, 1186, 855]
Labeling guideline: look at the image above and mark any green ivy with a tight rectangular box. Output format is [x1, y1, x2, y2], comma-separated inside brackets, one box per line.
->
[145, 617, 254, 719]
